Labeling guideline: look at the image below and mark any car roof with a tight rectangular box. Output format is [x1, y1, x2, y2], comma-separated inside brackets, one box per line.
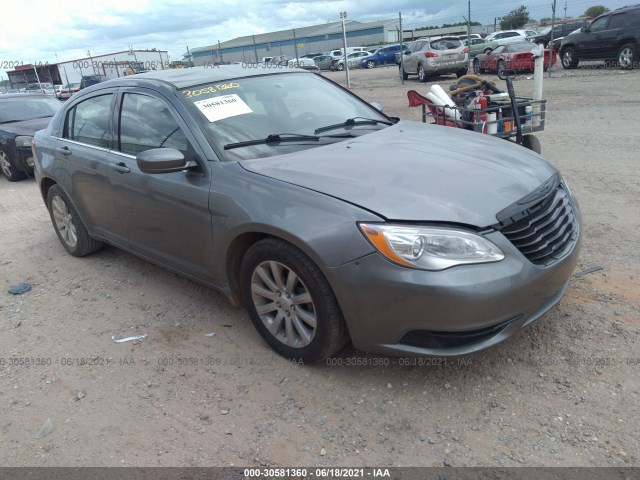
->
[0, 93, 52, 100]
[89, 66, 305, 90]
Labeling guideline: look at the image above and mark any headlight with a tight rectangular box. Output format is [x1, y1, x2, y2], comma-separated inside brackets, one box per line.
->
[359, 223, 504, 271]
[15, 136, 33, 148]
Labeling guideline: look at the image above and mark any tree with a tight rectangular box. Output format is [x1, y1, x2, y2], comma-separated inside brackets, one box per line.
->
[500, 6, 531, 30]
[584, 5, 610, 18]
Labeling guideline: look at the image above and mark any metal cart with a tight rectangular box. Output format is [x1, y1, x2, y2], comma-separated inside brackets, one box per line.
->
[408, 71, 546, 154]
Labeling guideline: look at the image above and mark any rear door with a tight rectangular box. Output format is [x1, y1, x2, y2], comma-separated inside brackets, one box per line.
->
[56, 91, 127, 244]
[596, 12, 628, 58]
[107, 88, 216, 281]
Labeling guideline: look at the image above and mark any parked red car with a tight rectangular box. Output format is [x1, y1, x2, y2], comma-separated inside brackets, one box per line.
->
[473, 42, 556, 74]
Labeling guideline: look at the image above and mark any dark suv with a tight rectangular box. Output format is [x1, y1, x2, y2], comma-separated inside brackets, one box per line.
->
[79, 74, 107, 89]
[528, 21, 589, 46]
[560, 5, 640, 69]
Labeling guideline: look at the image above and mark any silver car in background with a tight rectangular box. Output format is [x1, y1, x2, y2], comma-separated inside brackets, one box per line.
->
[400, 36, 469, 81]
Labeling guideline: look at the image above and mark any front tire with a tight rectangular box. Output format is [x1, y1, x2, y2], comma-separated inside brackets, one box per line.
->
[240, 238, 348, 363]
[399, 66, 408, 80]
[366, 60, 376, 69]
[46, 185, 103, 257]
[617, 43, 637, 70]
[497, 59, 505, 76]
[561, 47, 579, 69]
[0, 150, 27, 182]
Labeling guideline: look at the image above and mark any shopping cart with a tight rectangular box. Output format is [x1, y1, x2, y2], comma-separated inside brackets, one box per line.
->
[408, 71, 546, 154]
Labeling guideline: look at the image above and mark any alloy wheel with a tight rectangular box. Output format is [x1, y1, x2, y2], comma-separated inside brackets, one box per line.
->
[51, 195, 78, 248]
[250, 260, 317, 348]
[0, 151, 13, 178]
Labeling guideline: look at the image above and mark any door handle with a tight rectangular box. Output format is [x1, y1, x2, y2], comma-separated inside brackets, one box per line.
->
[109, 162, 130, 173]
[55, 146, 71, 156]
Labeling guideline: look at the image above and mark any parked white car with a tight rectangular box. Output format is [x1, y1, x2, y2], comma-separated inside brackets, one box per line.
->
[334, 51, 370, 70]
[485, 30, 536, 45]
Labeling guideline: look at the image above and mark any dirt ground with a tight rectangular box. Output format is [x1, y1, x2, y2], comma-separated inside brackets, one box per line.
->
[1, 63, 639, 468]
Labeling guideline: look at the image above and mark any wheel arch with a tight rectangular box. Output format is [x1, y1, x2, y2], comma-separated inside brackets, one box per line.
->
[39, 177, 57, 204]
[225, 227, 344, 309]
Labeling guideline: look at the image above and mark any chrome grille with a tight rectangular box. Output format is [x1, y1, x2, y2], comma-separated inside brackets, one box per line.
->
[496, 183, 578, 266]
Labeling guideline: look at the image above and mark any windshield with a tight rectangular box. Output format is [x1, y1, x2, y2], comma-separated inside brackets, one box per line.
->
[540, 27, 552, 35]
[181, 72, 391, 161]
[0, 96, 62, 123]
[507, 43, 536, 53]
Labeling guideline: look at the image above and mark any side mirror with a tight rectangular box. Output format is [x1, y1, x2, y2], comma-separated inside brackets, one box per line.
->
[404, 50, 411, 55]
[581, 26, 587, 32]
[370, 101, 384, 112]
[137, 148, 189, 174]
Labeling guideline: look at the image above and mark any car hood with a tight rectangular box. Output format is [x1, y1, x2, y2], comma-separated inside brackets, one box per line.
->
[0, 116, 53, 136]
[240, 120, 557, 227]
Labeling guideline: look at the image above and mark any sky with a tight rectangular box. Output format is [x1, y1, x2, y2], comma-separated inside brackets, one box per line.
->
[0, 0, 628, 78]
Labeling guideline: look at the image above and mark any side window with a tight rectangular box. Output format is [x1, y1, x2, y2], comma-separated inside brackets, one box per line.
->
[64, 94, 113, 148]
[607, 13, 626, 29]
[589, 16, 609, 32]
[118, 93, 189, 156]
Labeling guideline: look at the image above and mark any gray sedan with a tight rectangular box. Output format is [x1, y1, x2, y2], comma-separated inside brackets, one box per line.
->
[33, 66, 581, 363]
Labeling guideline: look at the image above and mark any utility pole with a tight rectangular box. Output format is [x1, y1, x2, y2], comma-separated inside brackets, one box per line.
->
[549, 0, 557, 77]
[340, 11, 350, 88]
[218, 40, 223, 63]
[293, 29, 299, 62]
[252, 35, 258, 63]
[399, 12, 404, 85]
[563, 1, 567, 23]
[467, 0, 472, 73]
[87, 50, 97, 74]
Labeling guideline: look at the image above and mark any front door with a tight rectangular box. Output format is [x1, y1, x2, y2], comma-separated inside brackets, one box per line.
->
[107, 89, 216, 283]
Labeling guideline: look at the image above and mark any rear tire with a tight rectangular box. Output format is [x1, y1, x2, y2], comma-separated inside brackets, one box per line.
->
[561, 47, 579, 69]
[399, 66, 408, 80]
[240, 238, 349, 363]
[473, 58, 484, 74]
[46, 184, 103, 257]
[497, 60, 505, 76]
[455, 68, 468, 78]
[336, 63, 344, 71]
[617, 43, 637, 70]
[418, 64, 428, 82]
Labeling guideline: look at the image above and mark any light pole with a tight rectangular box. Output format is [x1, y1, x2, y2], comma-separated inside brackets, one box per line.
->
[340, 11, 350, 88]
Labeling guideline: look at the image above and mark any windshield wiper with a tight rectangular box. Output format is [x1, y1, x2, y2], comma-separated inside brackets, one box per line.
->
[224, 133, 352, 150]
[314, 117, 394, 134]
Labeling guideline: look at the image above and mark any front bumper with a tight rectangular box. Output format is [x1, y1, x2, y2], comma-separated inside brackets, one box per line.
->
[16, 146, 35, 176]
[325, 222, 581, 357]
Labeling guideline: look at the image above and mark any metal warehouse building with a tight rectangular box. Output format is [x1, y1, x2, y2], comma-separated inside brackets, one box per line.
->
[190, 19, 401, 65]
[7, 49, 169, 90]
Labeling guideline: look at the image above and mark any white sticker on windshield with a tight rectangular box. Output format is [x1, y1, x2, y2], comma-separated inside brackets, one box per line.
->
[194, 94, 252, 122]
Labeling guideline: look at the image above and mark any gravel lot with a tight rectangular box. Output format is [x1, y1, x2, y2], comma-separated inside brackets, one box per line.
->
[1, 64, 639, 468]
